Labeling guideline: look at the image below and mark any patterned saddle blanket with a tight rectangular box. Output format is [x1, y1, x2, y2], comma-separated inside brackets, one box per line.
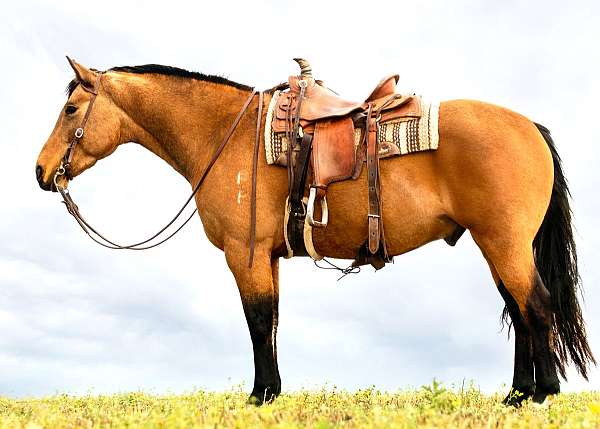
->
[265, 91, 440, 167]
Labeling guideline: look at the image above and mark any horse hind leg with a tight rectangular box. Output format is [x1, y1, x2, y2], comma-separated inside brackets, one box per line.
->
[497, 280, 535, 405]
[475, 235, 559, 404]
[527, 270, 560, 403]
[479, 248, 535, 405]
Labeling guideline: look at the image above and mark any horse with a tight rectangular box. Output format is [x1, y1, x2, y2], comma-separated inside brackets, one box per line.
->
[35, 57, 595, 406]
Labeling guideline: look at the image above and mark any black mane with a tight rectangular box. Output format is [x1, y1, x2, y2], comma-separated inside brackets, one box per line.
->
[66, 64, 253, 96]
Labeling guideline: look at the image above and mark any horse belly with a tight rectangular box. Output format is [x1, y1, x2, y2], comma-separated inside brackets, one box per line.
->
[312, 153, 453, 259]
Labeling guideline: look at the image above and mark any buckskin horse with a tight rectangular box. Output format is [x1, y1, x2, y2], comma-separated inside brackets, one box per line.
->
[35, 57, 594, 406]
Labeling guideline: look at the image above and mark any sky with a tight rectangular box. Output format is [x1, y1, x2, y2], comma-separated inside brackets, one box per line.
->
[1, 0, 599, 397]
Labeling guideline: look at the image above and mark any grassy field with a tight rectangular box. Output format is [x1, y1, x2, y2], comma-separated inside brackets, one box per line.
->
[1, 383, 599, 428]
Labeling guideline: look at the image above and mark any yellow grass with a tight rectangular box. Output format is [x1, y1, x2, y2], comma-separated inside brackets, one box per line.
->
[1, 383, 599, 428]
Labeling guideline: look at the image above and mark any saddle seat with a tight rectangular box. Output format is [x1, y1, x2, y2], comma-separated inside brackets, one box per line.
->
[273, 75, 417, 134]
[287, 74, 400, 121]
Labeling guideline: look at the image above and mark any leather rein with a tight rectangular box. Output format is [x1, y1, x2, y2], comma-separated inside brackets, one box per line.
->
[53, 72, 264, 268]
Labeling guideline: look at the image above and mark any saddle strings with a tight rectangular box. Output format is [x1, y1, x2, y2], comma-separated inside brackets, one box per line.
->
[313, 258, 361, 281]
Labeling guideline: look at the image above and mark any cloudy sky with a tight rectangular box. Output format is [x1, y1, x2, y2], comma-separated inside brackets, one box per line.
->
[1, 0, 599, 397]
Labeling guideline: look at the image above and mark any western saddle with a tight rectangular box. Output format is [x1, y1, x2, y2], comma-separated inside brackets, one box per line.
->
[274, 59, 420, 270]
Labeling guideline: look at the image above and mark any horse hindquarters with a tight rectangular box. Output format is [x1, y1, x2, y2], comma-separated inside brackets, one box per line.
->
[436, 101, 563, 403]
[448, 105, 594, 403]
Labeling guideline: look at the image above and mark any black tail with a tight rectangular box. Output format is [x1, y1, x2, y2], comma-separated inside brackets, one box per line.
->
[532, 123, 595, 379]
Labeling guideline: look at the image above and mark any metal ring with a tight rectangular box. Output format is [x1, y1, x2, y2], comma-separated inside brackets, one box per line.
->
[53, 171, 64, 191]
[74, 127, 84, 138]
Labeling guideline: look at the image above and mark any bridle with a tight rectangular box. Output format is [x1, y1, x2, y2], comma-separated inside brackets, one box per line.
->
[53, 72, 264, 267]
[56, 72, 104, 182]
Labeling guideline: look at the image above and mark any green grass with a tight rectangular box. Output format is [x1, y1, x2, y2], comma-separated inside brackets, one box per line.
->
[1, 383, 599, 428]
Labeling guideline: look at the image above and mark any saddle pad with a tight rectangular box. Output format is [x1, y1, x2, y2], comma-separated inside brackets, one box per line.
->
[264, 91, 440, 166]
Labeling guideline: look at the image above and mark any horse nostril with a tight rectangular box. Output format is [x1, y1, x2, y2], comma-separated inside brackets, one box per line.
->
[36, 165, 43, 183]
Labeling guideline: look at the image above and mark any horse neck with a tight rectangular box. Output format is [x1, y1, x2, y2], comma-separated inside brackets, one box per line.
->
[111, 75, 255, 183]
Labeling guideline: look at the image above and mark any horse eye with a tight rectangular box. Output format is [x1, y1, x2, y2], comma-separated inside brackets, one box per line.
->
[65, 105, 78, 115]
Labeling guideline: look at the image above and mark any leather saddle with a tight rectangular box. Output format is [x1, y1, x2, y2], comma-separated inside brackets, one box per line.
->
[275, 59, 421, 270]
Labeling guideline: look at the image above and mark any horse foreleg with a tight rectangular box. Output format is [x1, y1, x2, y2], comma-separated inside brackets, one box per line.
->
[225, 240, 280, 405]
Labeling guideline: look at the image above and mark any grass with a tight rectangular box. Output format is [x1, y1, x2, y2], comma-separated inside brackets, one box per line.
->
[1, 382, 599, 428]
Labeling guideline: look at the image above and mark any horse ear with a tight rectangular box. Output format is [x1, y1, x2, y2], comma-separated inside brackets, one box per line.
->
[66, 56, 97, 87]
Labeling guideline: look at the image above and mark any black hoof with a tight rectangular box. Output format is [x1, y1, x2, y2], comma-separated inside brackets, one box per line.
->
[502, 387, 534, 407]
[532, 381, 560, 404]
[532, 390, 558, 404]
[247, 387, 278, 406]
[247, 394, 264, 406]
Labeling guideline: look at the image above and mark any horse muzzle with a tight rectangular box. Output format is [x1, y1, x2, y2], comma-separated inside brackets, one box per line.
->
[36, 164, 63, 192]
[36, 165, 52, 191]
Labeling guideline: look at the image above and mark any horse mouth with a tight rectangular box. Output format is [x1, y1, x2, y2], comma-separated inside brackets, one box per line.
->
[38, 179, 53, 192]
[37, 175, 61, 193]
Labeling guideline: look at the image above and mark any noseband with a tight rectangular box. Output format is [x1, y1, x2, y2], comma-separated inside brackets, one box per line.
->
[53, 73, 263, 267]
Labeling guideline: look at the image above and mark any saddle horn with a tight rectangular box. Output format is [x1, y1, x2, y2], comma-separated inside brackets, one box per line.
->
[293, 58, 313, 77]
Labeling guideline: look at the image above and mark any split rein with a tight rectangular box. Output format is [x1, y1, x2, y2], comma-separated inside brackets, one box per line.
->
[53, 73, 264, 268]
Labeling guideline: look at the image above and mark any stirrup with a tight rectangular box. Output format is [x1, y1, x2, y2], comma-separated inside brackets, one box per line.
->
[306, 187, 328, 228]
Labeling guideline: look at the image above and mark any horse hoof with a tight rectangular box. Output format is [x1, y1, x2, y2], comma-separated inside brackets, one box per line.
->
[532, 392, 551, 404]
[248, 388, 279, 406]
[503, 395, 525, 407]
[533, 382, 559, 404]
[502, 388, 533, 407]
[247, 394, 263, 406]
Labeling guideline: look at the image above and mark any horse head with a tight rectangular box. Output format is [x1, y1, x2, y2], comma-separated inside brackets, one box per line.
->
[35, 57, 127, 191]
